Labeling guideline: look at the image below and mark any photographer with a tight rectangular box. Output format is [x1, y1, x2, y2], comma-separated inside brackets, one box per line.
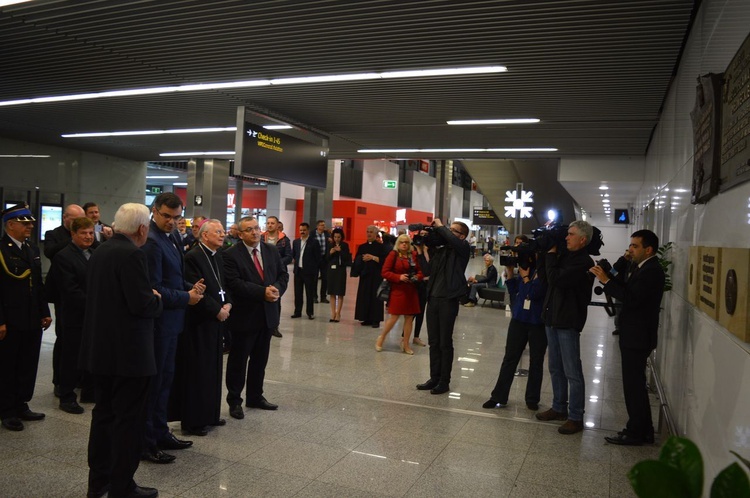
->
[590, 229, 664, 446]
[463, 253, 498, 307]
[414, 219, 470, 395]
[536, 220, 595, 435]
[483, 253, 547, 411]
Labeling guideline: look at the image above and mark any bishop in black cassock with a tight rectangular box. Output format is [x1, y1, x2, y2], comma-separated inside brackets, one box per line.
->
[350, 226, 387, 327]
[169, 221, 231, 435]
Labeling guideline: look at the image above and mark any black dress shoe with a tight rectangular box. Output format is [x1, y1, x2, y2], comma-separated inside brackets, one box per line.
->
[246, 397, 278, 410]
[157, 432, 193, 450]
[1, 417, 24, 431]
[372, 322, 380, 328]
[416, 379, 439, 391]
[86, 484, 110, 498]
[482, 399, 507, 409]
[140, 448, 175, 464]
[60, 400, 85, 414]
[605, 433, 646, 446]
[18, 409, 45, 421]
[54, 385, 61, 398]
[617, 430, 655, 444]
[182, 426, 208, 436]
[271, 328, 283, 338]
[321, 299, 330, 303]
[121, 485, 159, 497]
[430, 383, 450, 395]
[360, 321, 372, 326]
[229, 405, 244, 419]
[211, 418, 227, 426]
[290, 314, 302, 319]
[526, 402, 539, 411]
[308, 315, 314, 320]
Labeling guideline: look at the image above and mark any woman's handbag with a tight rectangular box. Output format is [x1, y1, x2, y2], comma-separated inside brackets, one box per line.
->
[376, 279, 391, 302]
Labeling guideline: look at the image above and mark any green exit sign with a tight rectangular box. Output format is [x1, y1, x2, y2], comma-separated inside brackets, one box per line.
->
[382, 180, 397, 189]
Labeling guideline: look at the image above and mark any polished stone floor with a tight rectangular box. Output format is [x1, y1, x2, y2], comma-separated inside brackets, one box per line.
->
[0, 257, 662, 497]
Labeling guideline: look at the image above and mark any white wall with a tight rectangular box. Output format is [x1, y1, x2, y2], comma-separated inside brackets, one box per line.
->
[361, 159, 399, 205]
[411, 170, 436, 213]
[642, 0, 750, 483]
[449, 185, 464, 222]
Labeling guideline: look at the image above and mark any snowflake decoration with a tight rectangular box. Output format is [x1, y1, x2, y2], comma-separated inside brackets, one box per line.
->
[504, 189, 534, 218]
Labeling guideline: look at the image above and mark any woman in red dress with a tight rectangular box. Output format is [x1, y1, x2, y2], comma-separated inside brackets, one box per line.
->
[375, 234, 424, 354]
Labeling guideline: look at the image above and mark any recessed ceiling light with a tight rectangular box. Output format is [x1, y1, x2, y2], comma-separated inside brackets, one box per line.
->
[172, 182, 188, 186]
[447, 118, 540, 125]
[599, 185, 609, 190]
[159, 151, 235, 157]
[0, 66, 507, 107]
[357, 147, 557, 153]
[146, 175, 179, 179]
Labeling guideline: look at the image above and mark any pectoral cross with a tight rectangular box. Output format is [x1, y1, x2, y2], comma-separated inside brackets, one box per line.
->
[218, 289, 226, 302]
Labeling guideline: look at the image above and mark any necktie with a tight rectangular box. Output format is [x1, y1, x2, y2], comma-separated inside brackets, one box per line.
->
[252, 248, 264, 280]
[83, 249, 91, 260]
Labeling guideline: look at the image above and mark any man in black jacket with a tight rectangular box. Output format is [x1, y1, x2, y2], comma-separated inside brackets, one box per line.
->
[591, 229, 664, 445]
[415, 219, 470, 395]
[291, 223, 321, 320]
[536, 220, 595, 435]
[80, 203, 162, 498]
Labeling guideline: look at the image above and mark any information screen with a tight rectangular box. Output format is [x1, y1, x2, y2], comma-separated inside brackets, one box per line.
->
[234, 108, 329, 189]
[40, 204, 63, 240]
[614, 208, 630, 225]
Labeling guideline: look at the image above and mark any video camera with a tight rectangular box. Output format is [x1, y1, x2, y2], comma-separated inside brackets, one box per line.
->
[408, 223, 434, 246]
[501, 221, 604, 257]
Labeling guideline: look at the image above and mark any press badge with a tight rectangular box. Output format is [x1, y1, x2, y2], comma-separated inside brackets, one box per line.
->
[523, 298, 531, 310]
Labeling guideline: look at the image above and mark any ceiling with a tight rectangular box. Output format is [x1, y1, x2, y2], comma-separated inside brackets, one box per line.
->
[0, 0, 697, 223]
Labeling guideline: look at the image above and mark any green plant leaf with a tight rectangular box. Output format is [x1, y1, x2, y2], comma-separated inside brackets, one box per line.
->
[710, 462, 750, 498]
[731, 451, 750, 473]
[629, 460, 693, 498]
[659, 436, 704, 498]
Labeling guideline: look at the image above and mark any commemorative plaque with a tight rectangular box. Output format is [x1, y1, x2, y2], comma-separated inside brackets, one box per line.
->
[697, 247, 721, 320]
[690, 73, 723, 204]
[720, 32, 750, 193]
[718, 248, 750, 343]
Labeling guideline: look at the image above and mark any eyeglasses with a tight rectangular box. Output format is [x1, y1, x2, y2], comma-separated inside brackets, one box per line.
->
[155, 210, 182, 222]
[240, 226, 262, 233]
[450, 228, 464, 236]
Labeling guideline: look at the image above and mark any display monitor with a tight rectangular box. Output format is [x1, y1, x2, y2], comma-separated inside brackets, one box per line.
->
[234, 107, 329, 189]
[40, 204, 63, 240]
[614, 208, 630, 225]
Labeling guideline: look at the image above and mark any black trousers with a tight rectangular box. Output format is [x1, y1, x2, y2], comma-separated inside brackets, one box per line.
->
[425, 297, 459, 384]
[317, 259, 328, 299]
[620, 346, 654, 439]
[59, 326, 92, 403]
[412, 281, 428, 338]
[0, 327, 43, 419]
[294, 272, 316, 317]
[490, 319, 547, 405]
[88, 374, 151, 496]
[226, 322, 272, 407]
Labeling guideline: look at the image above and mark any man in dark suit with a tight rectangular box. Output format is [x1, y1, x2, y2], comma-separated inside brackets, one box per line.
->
[291, 222, 321, 320]
[591, 229, 665, 446]
[80, 202, 163, 498]
[0, 204, 52, 432]
[223, 216, 288, 419]
[43, 203, 85, 396]
[48, 216, 97, 414]
[83, 202, 113, 242]
[141, 192, 205, 464]
[313, 220, 331, 303]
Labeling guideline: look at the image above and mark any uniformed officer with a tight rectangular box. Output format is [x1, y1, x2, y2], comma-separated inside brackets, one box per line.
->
[0, 204, 52, 431]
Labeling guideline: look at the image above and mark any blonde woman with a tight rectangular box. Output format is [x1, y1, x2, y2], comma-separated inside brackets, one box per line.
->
[375, 234, 423, 354]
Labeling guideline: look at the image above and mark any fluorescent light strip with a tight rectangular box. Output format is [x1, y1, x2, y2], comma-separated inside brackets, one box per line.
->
[63, 127, 237, 138]
[160, 151, 235, 157]
[173, 182, 188, 186]
[358, 147, 557, 153]
[0, 66, 506, 107]
[0, 154, 51, 158]
[0, 0, 34, 6]
[263, 125, 293, 130]
[146, 175, 179, 179]
[447, 119, 540, 125]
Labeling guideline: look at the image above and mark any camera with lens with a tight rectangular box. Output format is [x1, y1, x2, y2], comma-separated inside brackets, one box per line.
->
[501, 221, 604, 257]
[499, 255, 518, 267]
[408, 223, 434, 246]
[596, 258, 612, 274]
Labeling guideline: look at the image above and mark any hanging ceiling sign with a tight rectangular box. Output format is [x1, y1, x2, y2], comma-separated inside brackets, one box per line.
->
[504, 189, 534, 218]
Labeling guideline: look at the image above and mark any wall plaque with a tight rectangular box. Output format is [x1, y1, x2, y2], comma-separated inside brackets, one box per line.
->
[688, 246, 701, 306]
[698, 247, 721, 320]
[718, 248, 750, 342]
[691, 73, 723, 203]
[720, 32, 750, 193]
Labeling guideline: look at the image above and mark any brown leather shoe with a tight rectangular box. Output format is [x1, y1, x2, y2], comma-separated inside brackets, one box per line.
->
[535, 408, 567, 421]
[558, 419, 584, 434]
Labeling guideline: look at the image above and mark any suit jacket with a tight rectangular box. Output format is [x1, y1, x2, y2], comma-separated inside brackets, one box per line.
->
[80, 233, 162, 377]
[223, 241, 288, 331]
[292, 237, 321, 276]
[49, 241, 94, 331]
[603, 256, 665, 350]
[143, 220, 191, 336]
[44, 224, 72, 261]
[0, 234, 50, 331]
